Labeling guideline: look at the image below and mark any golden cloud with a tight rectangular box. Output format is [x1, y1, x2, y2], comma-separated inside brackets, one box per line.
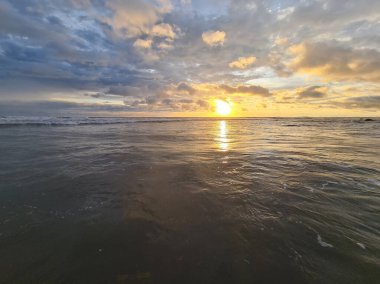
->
[105, 0, 173, 38]
[151, 23, 176, 39]
[202, 30, 226, 46]
[288, 42, 380, 82]
[229, 56, 256, 69]
[133, 38, 153, 49]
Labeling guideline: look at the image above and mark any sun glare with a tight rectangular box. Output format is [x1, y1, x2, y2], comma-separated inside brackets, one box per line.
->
[215, 99, 232, 115]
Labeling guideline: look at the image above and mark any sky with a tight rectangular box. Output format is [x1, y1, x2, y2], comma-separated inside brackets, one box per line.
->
[0, 0, 379, 117]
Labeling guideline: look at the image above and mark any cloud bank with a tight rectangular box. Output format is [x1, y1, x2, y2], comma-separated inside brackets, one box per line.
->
[0, 0, 379, 116]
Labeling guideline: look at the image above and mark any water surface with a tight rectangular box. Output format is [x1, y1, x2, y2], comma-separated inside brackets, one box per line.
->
[0, 117, 379, 283]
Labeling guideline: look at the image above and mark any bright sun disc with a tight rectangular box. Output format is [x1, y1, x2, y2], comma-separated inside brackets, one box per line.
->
[215, 99, 231, 115]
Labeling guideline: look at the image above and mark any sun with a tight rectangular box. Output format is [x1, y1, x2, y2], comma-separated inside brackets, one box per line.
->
[215, 99, 232, 115]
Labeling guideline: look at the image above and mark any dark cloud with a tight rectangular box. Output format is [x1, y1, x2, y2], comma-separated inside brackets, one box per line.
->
[332, 96, 380, 110]
[0, 0, 149, 96]
[138, 95, 209, 112]
[84, 92, 103, 98]
[146, 96, 159, 105]
[177, 82, 196, 94]
[106, 85, 142, 96]
[0, 100, 132, 116]
[297, 86, 327, 99]
[219, 84, 272, 97]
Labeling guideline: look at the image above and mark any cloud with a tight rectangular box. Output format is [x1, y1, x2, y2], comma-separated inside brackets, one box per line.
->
[297, 86, 327, 99]
[106, 85, 144, 96]
[133, 38, 153, 49]
[332, 96, 380, 109]
[288, 41, 380, 82]
[0, 100, 131, 116]
[151, 23, 176, 39]
[132, 22, 177, 55]
[0, 0, 380, 116]
[202, 30, 226, 46]
[219, 84, 272, 97]
[157, 41, 173, 50]
[143, 96, 210, 112]
[176, 82, 196, 95]
[196, 99, 210, 109]
[229, 56, 256, 69]
[274, 37, 288, 46]
[286, 0, 380, 28]
[105, 0, 172, 38]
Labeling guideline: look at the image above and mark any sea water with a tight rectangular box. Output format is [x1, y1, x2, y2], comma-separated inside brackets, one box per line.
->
[0, 117, 379, 283]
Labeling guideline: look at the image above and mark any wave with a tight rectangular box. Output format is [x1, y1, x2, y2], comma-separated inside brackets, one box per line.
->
[0, 116, 189, 127]
[1, 116, 378, 127]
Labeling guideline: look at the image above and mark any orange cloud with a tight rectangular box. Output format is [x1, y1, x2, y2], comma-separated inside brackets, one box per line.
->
[202, 30, 226, 46]
[133, 38, 153, 49]
[229, 56, 256, 69]
[105, 0, 173, 38]
[288, 42, 380, 82]
[151, 23, 176, 39]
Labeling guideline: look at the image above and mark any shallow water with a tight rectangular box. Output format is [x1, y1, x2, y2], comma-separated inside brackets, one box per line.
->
[0, 117, 379, 283]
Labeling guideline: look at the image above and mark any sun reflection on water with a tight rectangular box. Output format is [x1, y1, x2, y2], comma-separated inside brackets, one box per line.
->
[218, 120, 229, 152]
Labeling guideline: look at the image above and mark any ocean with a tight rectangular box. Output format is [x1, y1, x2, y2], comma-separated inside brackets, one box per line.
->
[0, 117, 379, 283]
